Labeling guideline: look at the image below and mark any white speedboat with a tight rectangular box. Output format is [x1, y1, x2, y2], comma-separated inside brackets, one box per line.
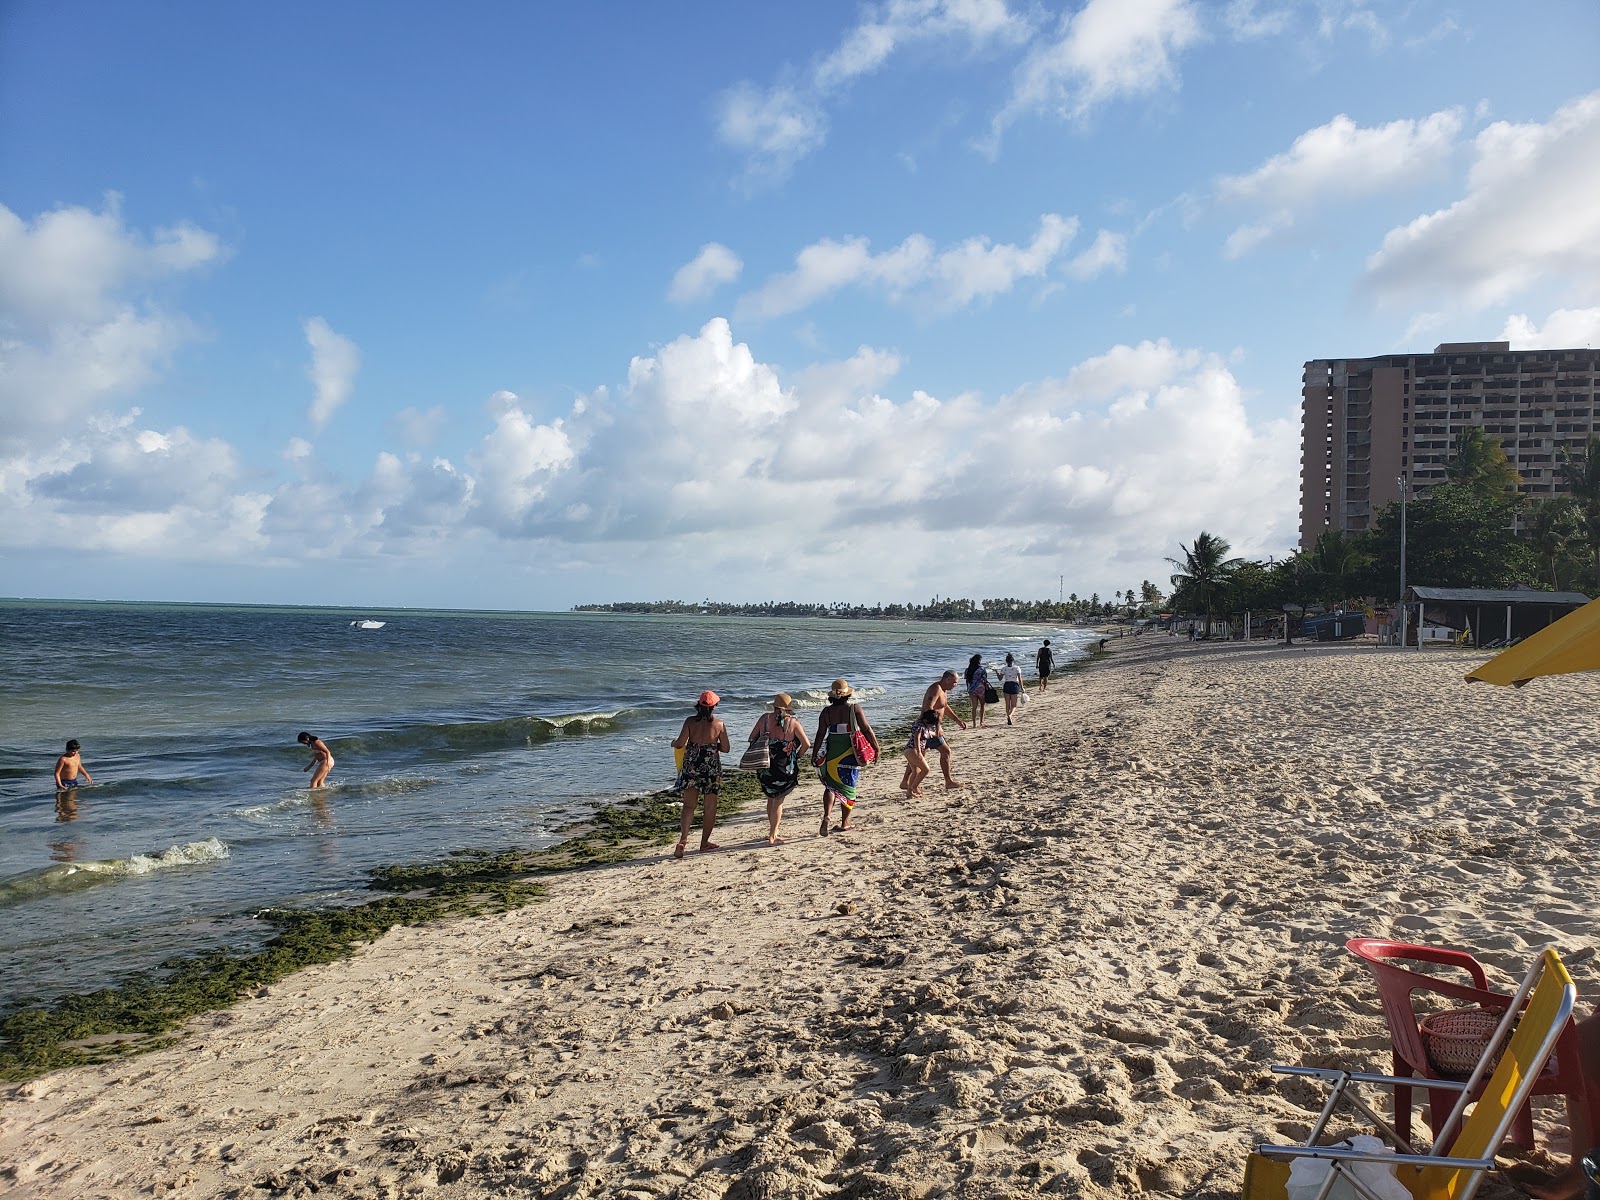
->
[349, 619, 386, 630]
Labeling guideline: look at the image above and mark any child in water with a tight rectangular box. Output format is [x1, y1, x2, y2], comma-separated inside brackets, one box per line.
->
[54, 739, 93, 790]
[297, 731, 334, 788]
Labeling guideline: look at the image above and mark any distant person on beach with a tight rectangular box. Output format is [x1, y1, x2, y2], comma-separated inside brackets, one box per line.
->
[748, 693, 810, 846]
[813, 679, 880, 835]
[964, 654, 992, 728]
[918, 672, 967, 789]
[53, 740, 93, 790]
[1035, 639, 1054, 691]
[297, 731, 334, 788]
[997, 653, 1024, 725]
[900, 708, 942, 797]
[671, 690, 729, 858]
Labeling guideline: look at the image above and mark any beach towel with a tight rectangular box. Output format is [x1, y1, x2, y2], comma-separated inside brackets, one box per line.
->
[819, 728, 862, 802]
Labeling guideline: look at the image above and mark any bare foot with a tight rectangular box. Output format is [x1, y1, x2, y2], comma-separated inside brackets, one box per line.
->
[699, 840, 722, 852]
[766, 835, 785, 845]
[673, 841, 686, 860]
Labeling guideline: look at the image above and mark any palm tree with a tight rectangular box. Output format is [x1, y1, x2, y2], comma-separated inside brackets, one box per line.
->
[1557, 433, 1600, 588]
[1306, 528, 1369, 608]
[1167, 531, 1241, 637]
[1447, 427, 1522, 498]
[1525, 495, 1582, 590]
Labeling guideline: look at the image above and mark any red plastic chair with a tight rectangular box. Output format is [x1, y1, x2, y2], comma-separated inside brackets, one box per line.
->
[1346, 937, 1599, 1157]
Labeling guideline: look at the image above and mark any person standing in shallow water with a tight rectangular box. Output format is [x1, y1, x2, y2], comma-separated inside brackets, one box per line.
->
[671, 690, 729, 858]
[54, 739, 93, 791]
[813, 679, 880, 835]
[297, 731, 334, 788]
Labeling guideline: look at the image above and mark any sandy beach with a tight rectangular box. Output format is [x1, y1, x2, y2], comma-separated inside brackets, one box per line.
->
[3, 636, 1597, 1200]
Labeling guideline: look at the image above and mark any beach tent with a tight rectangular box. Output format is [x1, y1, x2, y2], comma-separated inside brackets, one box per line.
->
[1465, 596, 1600, 687]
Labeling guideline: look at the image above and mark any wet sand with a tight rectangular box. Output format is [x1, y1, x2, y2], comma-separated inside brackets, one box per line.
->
[3, 636, 1597, 1199]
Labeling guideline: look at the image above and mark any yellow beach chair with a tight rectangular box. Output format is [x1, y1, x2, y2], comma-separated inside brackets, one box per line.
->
[1243, 947, 1577, 1200]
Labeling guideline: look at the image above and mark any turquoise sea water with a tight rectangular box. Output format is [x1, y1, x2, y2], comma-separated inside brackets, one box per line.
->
[0, 600, 1091, 1009]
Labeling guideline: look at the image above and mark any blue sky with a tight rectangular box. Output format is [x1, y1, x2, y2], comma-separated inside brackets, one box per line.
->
[3, 0, 1598, 610]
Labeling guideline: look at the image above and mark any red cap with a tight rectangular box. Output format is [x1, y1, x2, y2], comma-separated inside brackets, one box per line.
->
[698, 690, 720, 706]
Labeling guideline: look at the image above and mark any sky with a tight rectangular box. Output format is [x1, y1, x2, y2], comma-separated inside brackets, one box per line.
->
[2, 0, 1599, 612]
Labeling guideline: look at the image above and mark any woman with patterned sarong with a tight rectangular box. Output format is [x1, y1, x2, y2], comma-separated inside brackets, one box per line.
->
[811, 678, 880, 836]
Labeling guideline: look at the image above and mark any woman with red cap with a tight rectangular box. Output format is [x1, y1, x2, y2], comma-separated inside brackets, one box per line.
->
[670, 689, 730, 858]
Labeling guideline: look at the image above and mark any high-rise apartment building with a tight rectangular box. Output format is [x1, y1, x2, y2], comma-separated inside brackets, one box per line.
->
[1300, 342, 1600, 549]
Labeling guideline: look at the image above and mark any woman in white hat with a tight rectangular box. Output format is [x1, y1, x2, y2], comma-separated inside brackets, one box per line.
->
[812, 678, 880, 836]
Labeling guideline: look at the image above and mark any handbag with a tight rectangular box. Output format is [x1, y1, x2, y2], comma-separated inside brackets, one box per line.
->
[983, 684, 999, 704]
[738, 735, 770, 771]
[847, 704, 877, 765]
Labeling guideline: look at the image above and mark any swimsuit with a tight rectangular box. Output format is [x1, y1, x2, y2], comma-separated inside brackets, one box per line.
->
[904, 723, 938, 754]
[56, 776, 82, 790]
[756, 715, 802, 797]
[676, 743, 721, 792]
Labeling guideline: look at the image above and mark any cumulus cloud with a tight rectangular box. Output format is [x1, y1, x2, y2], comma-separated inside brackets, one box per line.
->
[1065, 230, 1128, 280]
[1217, 108, 1464, 257]
[668, 243, 744, 304]
[0, 198, 224, 443]
[736, 214, 1083, 319]
[2, 306, 1293, 597]
[1500, 307, 1600, 350]
[304, 317, 361, 430]
[717, 0, 1029, 182]
[1362, 91, 1600, 307]
[987, 0, 1202, 147]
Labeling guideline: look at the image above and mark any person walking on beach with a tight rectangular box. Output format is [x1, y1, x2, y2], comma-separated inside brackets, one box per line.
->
[748, 693, 810, 846]
[918, 672, 966, 789]
[671, 690, 729, 858]
[1035, 639, 1054, 691]
[813, 679, 880, 835]
[900, 709, 941, 797]
[964, 654, 992, 728]
[53, 740, 93, 790]
[297, 731, 334, 788]
[997, 653, 1024, 725]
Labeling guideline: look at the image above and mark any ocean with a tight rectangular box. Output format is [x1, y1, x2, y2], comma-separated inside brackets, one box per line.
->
[0, 600, 1092, 1010]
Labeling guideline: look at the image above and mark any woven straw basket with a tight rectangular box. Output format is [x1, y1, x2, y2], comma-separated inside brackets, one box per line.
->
[1419, 1006, 1505, 1077]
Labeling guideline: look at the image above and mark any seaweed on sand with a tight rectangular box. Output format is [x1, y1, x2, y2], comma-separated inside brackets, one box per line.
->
[0, 774, 762, 1082]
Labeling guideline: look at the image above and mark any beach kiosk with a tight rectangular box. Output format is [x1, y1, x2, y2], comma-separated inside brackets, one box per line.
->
[1402, 585, 1590, 648]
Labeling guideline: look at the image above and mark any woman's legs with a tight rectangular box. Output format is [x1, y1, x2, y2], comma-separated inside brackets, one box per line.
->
[675, 785, 699, 858]
[1004, 690, 1018, 724]
[766, 790, 788, 844]
[700, 790, 720, 851]
[819, 790, 834, 835]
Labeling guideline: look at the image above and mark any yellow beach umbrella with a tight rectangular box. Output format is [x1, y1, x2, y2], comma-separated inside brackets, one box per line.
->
[1465, 596, 1600, 687]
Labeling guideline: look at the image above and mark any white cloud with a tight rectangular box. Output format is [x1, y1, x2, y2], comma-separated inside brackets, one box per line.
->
[1217, 108, 1463, 256]
[1065, 229, 1128, 280]
[283, 437, 314, 461]
[392, 405, 449, 449]
[304, 317, 361, 430]
[668, 243, 744, 304]
[1362, 91, 1600, 307]
[0, 198, 223, 443]
[736, 214, 1082, 319]
[717, 0, 1030, 182]
[1, 311, 1296, 595]
[1500, 307, 1600, 350]
[988, 0, 1202, 146]
[1222, 0, 1291, 39]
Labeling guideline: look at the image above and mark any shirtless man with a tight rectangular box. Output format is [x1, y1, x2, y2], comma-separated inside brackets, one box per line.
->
[918, 672, 967, 789]
[54, 739, 93, 790]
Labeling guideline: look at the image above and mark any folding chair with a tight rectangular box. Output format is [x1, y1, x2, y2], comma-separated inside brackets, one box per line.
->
[1243, 947, 1577, 1200]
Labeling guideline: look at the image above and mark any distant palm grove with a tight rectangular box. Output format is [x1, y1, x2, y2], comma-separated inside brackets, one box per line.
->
[574, 589, 1162, 623]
